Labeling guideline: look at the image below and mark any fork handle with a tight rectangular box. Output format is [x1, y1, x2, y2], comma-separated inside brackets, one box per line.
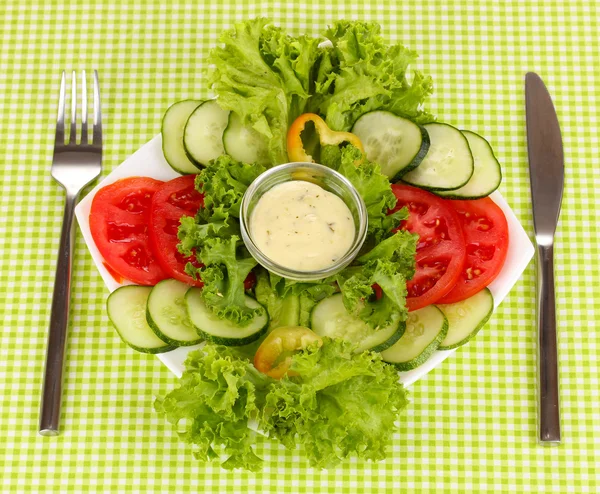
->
[537, 242, 561, 444]
[39, 191, 78, 436]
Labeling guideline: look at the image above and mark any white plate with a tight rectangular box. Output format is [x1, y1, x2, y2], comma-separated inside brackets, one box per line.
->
[75, 135, 534, 386]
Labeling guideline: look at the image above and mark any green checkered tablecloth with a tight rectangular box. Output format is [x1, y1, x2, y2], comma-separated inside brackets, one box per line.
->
[1, 0, 598, 492]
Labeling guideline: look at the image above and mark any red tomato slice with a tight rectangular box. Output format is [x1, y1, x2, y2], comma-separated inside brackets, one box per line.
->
[90, 177, 169, 285]
[390, 184, 466, 311]
[148, 175, 205, 286]
[436, 197, 509, 304]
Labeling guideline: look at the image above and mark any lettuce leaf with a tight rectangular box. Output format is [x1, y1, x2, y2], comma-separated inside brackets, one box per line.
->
[178, 156, 266, 325]
[254, 268, 337, 329]
[154, 344, 268, 471]
[198, 236, 262, 324]
[156, 339, 409, 470]
[323, 145, 405, 244]
[209, 18, 321, 164]
[196, 154, 266, 223]
[334, 230, 417, 328]
[311, 20, 434, 131]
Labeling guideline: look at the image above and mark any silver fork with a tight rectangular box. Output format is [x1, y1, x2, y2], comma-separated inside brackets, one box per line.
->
[39, 71, 102, 436]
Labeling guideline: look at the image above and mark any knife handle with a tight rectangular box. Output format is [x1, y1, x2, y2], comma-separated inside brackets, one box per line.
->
[536, 242, 561, 444]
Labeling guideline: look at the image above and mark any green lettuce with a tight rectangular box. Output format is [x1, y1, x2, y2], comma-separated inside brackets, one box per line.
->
[333, 230, 417, 329]
[254, 268, 337, 329]
[323, 145, 406, 244]
[154, 344, 268, 471]
[197, 236, 262, 324]
[155, 339, 409, 470]
[311, 20, 434, 131]
[209, 18, 321, 164]
[178, 156, 266, 325]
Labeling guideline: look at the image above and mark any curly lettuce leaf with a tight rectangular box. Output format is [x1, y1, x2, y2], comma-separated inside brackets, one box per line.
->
[209, 18, 321, 164]
[262, 338, 409, 468]
[254, 268, 337, 329]
[198, 236, 262, 324]
[156, 339, 409, 471]
[154, 345, 269, 471]
[323, 145, 405, 243]
[196, 154, 266, 223]
[334, 230, 417, 328]
[178, 156, 265, 325]
[311, 20, 434, 130]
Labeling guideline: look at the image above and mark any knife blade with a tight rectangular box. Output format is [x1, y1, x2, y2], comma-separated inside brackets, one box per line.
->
[525, 72, 564, 444]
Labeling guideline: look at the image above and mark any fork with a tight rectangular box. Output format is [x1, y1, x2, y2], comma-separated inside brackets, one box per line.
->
[39, 71, 102, 436]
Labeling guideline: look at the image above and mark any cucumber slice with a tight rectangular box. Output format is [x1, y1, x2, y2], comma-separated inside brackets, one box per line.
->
[401, 122, 474, 191]
[185, 288, 269, 346]
[310, 293, 404, 353]
[223, 113, 270, 166]
[161, 100, 203, 174]
[437, 288, 494, 350]
[146, 279, 203, 346]
[351, 111, 430, 179]
[183, 100, 230, 167]
[380, 305, 448, 370]
[107, 286, 174, 354]
[436, 131, 502, 199]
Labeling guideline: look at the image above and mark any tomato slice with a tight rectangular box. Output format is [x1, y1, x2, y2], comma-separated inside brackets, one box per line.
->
[244, 271, 257, 291]
[90, 177, 169, 285]
[436, 198, 509, 304]
[254, 326, 322, 379]
[148, 175, 205, 286]
[389, 184, 466, 311]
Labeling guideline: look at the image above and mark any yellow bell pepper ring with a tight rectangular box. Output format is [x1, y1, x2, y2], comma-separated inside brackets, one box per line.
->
[286, 113, 365, 163]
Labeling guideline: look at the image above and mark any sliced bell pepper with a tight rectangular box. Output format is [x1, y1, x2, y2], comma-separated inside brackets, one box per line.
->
[286, 113, 364, 163]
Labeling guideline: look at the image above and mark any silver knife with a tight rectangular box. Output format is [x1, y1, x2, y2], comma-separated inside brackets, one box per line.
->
[525, 72, 564, 444]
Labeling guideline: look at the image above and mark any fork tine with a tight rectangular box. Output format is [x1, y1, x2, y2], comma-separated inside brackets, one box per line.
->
[55, 71, 65, 145]
[69, 71, 77, 144]
[93, 70, 102, 147]
[81, 71, 88, 144]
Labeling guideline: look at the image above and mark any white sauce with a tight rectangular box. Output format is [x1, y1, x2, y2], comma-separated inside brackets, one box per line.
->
[250, 181, 355, 272]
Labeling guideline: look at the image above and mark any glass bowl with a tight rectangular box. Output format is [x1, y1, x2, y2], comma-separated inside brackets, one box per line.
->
[240, 162, 368, 281]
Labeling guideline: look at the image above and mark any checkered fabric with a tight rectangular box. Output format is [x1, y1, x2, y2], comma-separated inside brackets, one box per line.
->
[0, 1, 598, 492]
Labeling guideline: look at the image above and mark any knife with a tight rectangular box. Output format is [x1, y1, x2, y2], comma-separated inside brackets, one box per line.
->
[525, 72, 564, 444]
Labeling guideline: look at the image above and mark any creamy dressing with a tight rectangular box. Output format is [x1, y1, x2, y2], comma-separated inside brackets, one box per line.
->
[250, 181, 355, 272]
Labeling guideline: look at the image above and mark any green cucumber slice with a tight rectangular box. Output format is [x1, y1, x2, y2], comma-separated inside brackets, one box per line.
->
[107, 286, 174, 354]
[437, 288, 494, 350]
[380, 305, 448, 370]
[436, 131, 502, 199]
[146, 279, 203, 346]
[183, 100, 230, 167]
[351, 111, 430, 179]
[185, 288, 269, 346]
[310, 293, 404, 353]
[401, 122, 474, 191]
[223, 113, 270, 166]
[161, 100, 203, 174]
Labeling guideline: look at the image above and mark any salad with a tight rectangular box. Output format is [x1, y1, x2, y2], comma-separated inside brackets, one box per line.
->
[88, 19, 510, 470]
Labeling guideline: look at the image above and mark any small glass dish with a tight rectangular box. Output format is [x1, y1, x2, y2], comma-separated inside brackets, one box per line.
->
[240, 162, 368, 281]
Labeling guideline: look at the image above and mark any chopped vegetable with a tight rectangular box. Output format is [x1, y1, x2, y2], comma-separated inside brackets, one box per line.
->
[90, 177, 169, 286]
[323, 145, 407, 244]
[253, 326, 322, 379]
[178, 156, 266, 325]
[208, 18, 321, 165]
[389, 184, 467, 311]
[333, 230, 417, 329]
[310, 20, 434, 131]
[155, 338, 409, 470]
[286, 112, 364, 162]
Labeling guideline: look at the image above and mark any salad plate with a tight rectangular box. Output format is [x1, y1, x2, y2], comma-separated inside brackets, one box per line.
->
[75, 133, 534, 386]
